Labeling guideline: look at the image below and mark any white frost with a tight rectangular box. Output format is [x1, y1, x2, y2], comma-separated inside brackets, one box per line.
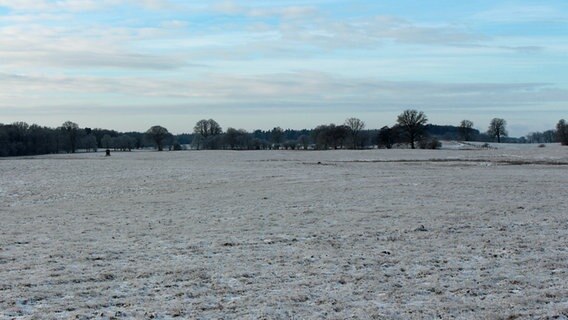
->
[1, 146, 567, 318]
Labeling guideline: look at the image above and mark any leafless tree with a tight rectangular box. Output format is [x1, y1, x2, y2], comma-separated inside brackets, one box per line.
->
[458, 120, 474, 141]
[557, 119, 568, 145]
[116, 135, 136, 151]
[224, 128, 250, 149]
[192, 119, 223, 150]
[312, 124, 348, 150]
[345, 117, 365, 149]
[146, 125, 170, 151]
[271, 127, 284, 146]
[82, 135, 98, 152]
[487, 118, 508, 143]
[101, 134, 112, 149]
[377, 126, 399, 149]
[298, 135, 310, 150]
[61, 121, 79, 153]
[396, 109, 428, 149]
[527, 130, 557, 143]
[193, 119, 222, 138]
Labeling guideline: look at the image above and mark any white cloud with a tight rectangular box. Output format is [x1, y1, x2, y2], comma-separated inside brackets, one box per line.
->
[213, 1, 317, 19]
[160, 20, 188, 29]
[0, 12, 68, 23]
[0, 0, 174, 12]
[0, 0, 107, 12]
[0, 22, 189, 70]
[474, 5, 568, 23]
[2, 71, 566, 108]
[276, 15, 486, 49]
[2, 70, 565, 135]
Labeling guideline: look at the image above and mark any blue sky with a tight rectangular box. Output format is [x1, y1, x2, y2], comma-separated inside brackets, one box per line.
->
[0, 0, 566, 136]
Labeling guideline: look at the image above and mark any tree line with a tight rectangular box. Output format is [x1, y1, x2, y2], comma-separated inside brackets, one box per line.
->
[1, 110, 566, 157]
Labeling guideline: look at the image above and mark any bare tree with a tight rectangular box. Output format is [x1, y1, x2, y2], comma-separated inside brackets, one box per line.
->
[146, 125, 170, 151]
[193, 120, 208, 138]
[82, 135, 98, 152]
[487, 118, 508, 143]
[192, 119, 222, 150]
[224, 127, 239, 149]
[543, 130, 557, 143]
[333, 125, 349, 149]
[396, 109, 428, 149]
[271, 127, 284, 146]
[101, 134, 112, 149]
[377, 126, 398, 149]
[557, 119, 568, 145]
[345, 117, 365, 149]
[116, 135, 136, 151]
[458, 120, 474, 141]
[224, 128, 250, 149]
[191, 134, 205, 150]
[527, 130, 557, 143]
[298, 135, 310, 150]
[312, 124, 348, 150]
[61, 121, 79, 153]
[193, 119, 222, 138]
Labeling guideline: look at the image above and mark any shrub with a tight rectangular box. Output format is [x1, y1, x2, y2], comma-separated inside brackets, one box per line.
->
[429, 138, 442, 149]
[418, 138, 441, 149]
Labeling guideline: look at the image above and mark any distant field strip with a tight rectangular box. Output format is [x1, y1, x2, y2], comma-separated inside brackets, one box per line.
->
[331, 159, 568, 166]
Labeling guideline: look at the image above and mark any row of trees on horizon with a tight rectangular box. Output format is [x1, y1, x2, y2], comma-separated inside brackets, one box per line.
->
[1, 109, 567, 157]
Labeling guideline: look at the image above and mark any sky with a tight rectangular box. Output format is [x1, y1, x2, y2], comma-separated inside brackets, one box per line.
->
[0, 0, 567, 136]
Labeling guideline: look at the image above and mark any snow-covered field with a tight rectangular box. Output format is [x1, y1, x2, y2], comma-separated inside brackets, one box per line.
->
[1, 145, 567, 319]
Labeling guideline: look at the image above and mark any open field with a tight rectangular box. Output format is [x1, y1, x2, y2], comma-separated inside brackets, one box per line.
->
[1, 144, 568, 319]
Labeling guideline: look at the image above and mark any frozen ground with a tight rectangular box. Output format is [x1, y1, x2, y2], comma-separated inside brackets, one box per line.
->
[1, 144, 567, 319]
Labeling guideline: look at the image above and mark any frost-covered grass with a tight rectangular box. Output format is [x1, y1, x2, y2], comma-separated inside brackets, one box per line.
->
[1, 146, 567, 319]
